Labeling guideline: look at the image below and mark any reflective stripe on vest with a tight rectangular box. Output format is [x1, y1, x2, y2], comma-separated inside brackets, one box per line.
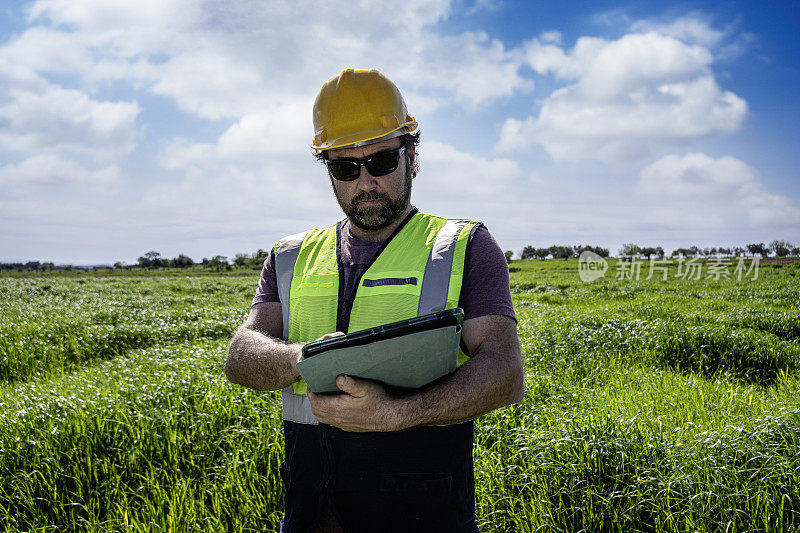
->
[274, 212, 478, 424]
[281, 386, 319, 425]
[418, 219, 470, 315]
[274, 231, 307, 340]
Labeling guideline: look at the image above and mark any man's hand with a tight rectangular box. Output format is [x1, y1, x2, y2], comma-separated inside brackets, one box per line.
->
[307, 374, 403, 432]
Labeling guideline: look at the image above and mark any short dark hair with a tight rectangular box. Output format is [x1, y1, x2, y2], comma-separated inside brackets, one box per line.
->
[314, 131, 420, 179]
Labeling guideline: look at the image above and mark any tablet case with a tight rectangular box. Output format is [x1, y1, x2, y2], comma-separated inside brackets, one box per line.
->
[296, 311, 464, 393]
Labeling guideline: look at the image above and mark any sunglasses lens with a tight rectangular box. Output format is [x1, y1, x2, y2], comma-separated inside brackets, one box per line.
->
[326, 160, 360, 181]
[364, 150, 401, 177]
[326, 147, 404, 181]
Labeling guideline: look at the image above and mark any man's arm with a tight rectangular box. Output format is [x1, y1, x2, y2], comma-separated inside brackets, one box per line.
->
[307, 314, 524, 432]
[224, 302, 303, 391]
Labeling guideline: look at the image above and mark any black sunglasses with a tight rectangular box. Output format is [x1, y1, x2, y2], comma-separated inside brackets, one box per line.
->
[326, 146, 406, 181]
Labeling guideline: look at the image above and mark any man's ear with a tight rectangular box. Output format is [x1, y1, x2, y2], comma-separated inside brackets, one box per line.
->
[407, 147, 417, 179]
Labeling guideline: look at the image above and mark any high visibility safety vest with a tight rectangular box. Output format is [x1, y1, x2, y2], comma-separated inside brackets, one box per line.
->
[274, 209, 479, 423]
[273, 209, 482, 533]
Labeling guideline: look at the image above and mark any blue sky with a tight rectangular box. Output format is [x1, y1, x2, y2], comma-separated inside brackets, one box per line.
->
[1, 0, 798, 264]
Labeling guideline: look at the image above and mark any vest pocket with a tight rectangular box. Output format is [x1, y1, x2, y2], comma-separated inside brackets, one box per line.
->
[362, 277, 418, 287]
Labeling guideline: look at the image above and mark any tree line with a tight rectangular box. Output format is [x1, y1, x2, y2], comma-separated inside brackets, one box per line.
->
[2, 239, 798, 272]
[510, 239, 797, 261]
[519, 245, 611, 260]
[124, 250, 271, 271]
[618, 240, 798, 259]
[0, 250, 272, 272]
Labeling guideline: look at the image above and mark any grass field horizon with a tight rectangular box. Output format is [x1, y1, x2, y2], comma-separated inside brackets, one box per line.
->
[1, 259, 798, 531]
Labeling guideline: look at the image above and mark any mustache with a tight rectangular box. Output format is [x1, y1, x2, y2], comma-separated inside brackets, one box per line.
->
[351, 191, 389, 204]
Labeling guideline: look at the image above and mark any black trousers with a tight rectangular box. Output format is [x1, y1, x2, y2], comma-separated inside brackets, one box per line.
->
[280, 420, 479, 533]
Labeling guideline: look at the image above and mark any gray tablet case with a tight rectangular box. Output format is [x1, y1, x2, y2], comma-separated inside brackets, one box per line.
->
[296, 323, 462, 393]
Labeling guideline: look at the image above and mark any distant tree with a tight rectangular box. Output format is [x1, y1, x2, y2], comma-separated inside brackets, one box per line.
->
[207, 255, 230, 271]
[791, 246, 800, 256]
[618, 243, 641, 259]
[655, 246, 664, 259]
[747, 243, 767, 257]
[521, 246, 536, 260]
[700, 247, 719, 257]
[137, 251, 162, 269]
[732, 246, 745, 257]
[640, 246, 657, 259]
[535, 248, 550, 260]
[233, 253, 249, 267]
[672, 247, 698, 258]
[548, 245, 571, 260]
[504, 250, 514, 263]
[768, 240, 792, 257]
[247, 249, 271, 269]
[113, 261, 126, 269]
[39, 262, 54, 272]
[171, 254, 194, 268]
[574, 244, 605, 258]
[718, 247, 731, 257]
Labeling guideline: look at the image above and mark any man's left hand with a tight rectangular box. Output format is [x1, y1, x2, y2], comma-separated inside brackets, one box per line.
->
[307, 374, 404, 432]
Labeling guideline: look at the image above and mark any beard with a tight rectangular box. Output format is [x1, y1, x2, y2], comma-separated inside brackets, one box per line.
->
[333, 167, 412, 232]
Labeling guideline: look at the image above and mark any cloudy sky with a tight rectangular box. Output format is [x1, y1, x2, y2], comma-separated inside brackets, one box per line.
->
[1, 0, 798, 264]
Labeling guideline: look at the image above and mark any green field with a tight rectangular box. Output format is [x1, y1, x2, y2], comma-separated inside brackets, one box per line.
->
[1, 260, 798, 532]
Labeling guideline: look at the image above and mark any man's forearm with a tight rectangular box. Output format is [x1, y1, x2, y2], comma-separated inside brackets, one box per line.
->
[225, 326, 303, 391]
[394, 347, 524, 429]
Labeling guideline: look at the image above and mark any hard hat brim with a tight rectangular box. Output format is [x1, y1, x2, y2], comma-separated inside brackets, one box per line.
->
[311, 120, 417, 151]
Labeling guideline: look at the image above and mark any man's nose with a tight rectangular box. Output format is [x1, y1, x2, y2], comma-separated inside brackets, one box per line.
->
[355, 164, 378, 189]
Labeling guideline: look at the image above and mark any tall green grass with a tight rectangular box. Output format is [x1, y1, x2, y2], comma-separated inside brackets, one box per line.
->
[0, 262, 798, 532]
[0, 278, 248, 383]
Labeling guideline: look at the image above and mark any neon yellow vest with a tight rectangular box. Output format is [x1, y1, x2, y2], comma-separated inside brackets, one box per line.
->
[279, 211, 478, 395]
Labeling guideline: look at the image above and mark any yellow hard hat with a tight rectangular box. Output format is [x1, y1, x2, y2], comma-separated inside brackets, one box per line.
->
[312, 68, 418, 151]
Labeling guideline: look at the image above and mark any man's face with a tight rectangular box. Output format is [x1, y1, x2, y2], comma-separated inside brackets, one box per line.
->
[327, 138, 412, 232]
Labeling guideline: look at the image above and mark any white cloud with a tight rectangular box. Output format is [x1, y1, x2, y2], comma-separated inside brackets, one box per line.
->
[467, 0, 502, 15]
[413, 141, 525, 218]
[158, 99, 313, 171]
[499, 31, 747, 165]
[539, 31, 562, 44]
[630, 14, 726, 48]
[5, 0, 529, 122]
[0, 86, 140, 157]
[637, 153, 800, 226]
[0, 154, 121, 185]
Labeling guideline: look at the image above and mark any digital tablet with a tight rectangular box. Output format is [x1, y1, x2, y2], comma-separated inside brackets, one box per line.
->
[296, 308, 464, 393]
[302, 308, 464, 358]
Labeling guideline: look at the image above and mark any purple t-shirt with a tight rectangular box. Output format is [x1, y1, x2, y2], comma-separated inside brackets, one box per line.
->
[252, 217, 516, 323]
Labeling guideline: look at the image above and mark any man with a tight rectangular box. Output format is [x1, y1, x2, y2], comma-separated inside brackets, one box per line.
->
[225, 68, 523, 532]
